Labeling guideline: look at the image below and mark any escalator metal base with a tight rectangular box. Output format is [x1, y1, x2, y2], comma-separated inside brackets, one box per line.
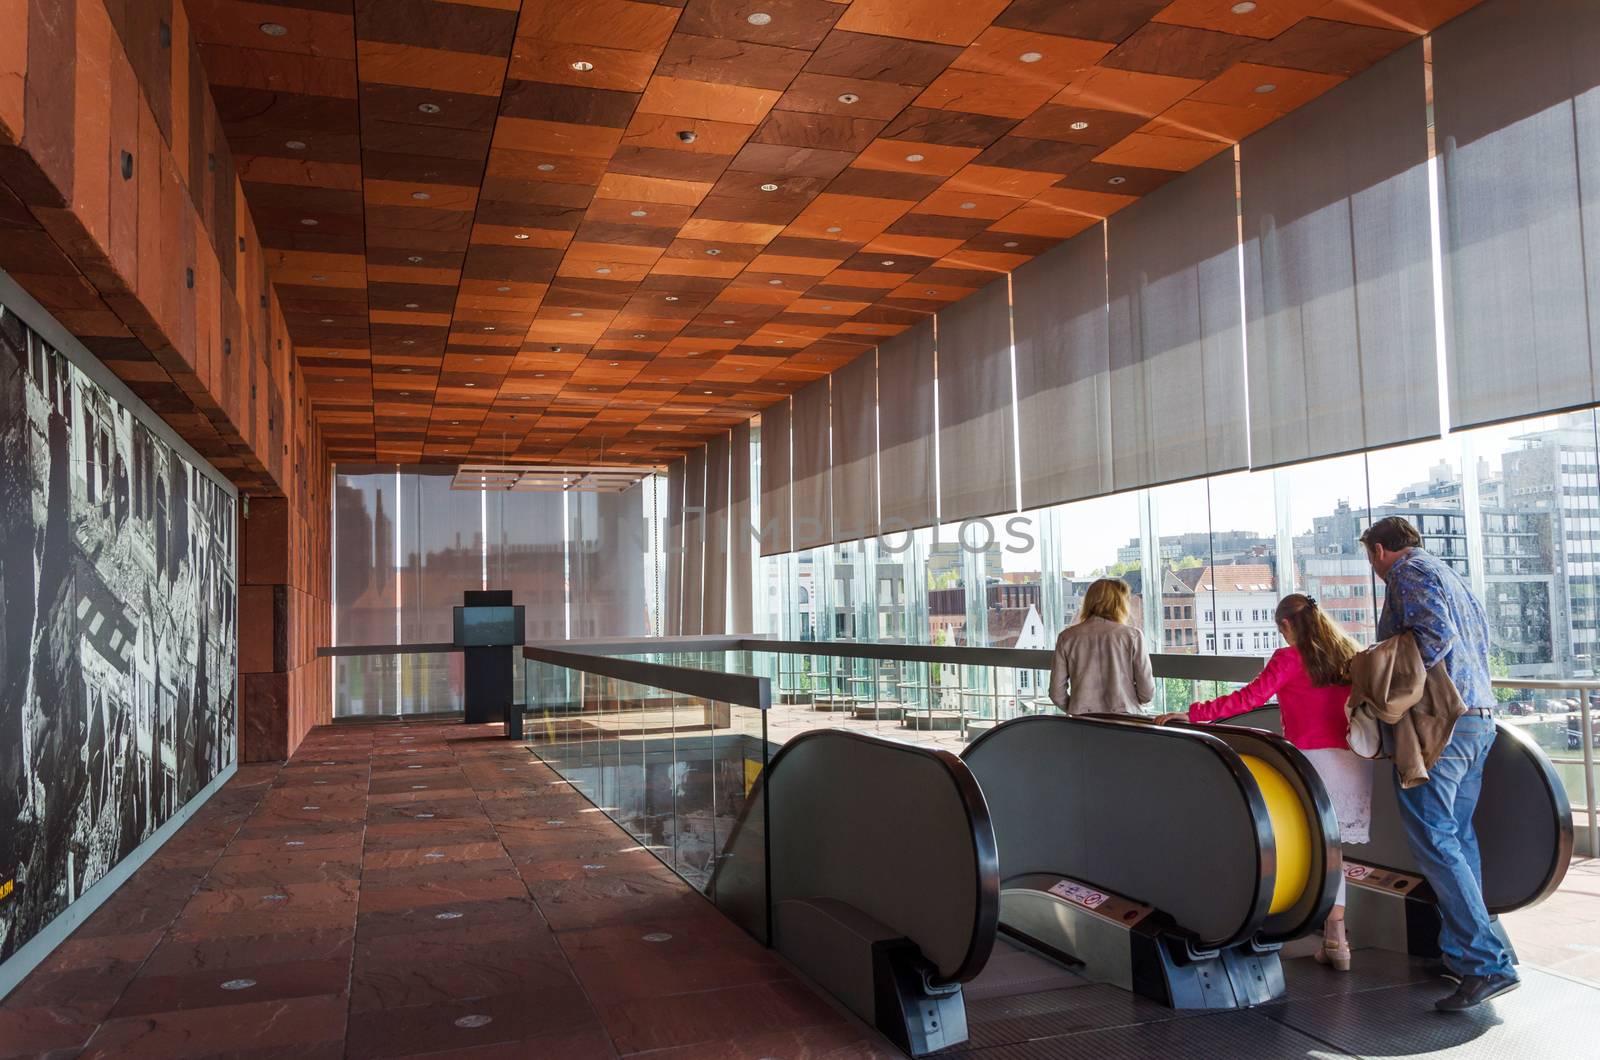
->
[941, 944, 1600, 1058]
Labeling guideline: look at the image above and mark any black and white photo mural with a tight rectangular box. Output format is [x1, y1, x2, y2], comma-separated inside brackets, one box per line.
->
[0, 300, 237, 965]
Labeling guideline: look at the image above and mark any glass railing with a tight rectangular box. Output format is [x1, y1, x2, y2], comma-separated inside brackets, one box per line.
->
[522, 644, 771, 940]
[530, 637, 1598, 860]
[332, 649, 471, 717]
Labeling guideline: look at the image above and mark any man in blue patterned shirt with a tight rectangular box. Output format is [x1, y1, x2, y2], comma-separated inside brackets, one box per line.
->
[1365, 515, 1518, 1010]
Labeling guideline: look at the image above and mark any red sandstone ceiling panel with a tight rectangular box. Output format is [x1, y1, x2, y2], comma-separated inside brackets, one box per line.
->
[187, 0, 1482, 466]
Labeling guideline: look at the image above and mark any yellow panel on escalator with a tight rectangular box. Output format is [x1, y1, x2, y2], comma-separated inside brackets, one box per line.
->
[1240, 754, 1311, 915]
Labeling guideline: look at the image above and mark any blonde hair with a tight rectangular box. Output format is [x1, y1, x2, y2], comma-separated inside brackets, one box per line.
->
[1076, 578, 1132, 625]
[1276, 593, 1359, 687]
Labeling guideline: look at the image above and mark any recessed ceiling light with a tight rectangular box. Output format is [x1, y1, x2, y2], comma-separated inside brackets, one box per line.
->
[411, 191, 431, 201]
[1019, 52, 1043, 63]
[704, 389, 714, 395]
[407, 255, 424, 263]
[630, 209, 648, 217]
[569, 311, 583, 317]
[746, 12, 772, 25]
[775, 339, 785, 344]
[1003, 240, 1019, 248]
[312, 274, 326, 281]
[300, 218, 318, 226]
[664, 295, 679, 301]
[722, 319, 735, 324]
[595, 267, 611, 274]
[705, 248, 721, 255]
[959, 201, 977, 210]
[1232, 1, 1258, 13]
[514, 233, 530, 240]
[571, 60, 594, 72]
[320, 317, 333, 323]
[402, 340, 415, 346]
[496, 285, 510, 292]
[452, 420, 460, 425]
[520, 395, 530, 399]
[1070, 121, 1090, 131]
[417, 102, 441, 114]
[285, 140, 306, 150]
[483, 326, 495, 331]
[587, 386, 596, 391]
[259, 22, 288, 36]
[401, 391, 410, 396]
[1254, 83, 1277, 94]
[609, 361, 619, 366]
[473, 357, 483, 363]
[537, 163, 555, 172]
[837, 93, 859, 105]
[821, 304, 834, 310]
[880, 259, 895, 266]
[404, 302, 419, 309]
[633, 332, 646, 338]
[760, 182, 780, 192]
[334, 377, 345, 382]
[465, 382, 476, 386]
[535, 373, 545, 377]
[924, 289, 936, 295]
[768, 279, 783, 285]
[1108, 175, 1127, 185]
[825, 225, 843, 233]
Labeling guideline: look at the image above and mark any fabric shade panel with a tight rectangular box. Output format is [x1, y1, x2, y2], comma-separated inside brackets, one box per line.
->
[790, 376, 833, 550]
[682, 445, 706, 636]
[729, 420, 754, 633]
[876, 318, 938, 532]
[1433, 0, 1600, 429]
[399, 469, 483, 643]
[567, 486, 648, 639]
[1106, 150, 1248, 492]
[758, 400, 791, 557]
[488, 488, 566, 642]
[1241, 41, 1438, 468]
[830, 349, 879, 543]
[664, 458, 684, 636]
[936, 276, 1017, 521]
[703, 431, 731, 635]
[333, 471, 400, 646]
[1012, 224, 1114, 510]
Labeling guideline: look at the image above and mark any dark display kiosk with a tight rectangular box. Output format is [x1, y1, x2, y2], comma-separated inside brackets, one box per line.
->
[453, 590, 525, 737]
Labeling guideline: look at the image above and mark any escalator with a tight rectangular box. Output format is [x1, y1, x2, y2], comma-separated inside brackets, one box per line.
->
[709, 710, 1573, 1056]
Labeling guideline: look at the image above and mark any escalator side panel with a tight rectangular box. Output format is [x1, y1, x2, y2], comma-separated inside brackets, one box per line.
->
[962, 716, 1273, 951]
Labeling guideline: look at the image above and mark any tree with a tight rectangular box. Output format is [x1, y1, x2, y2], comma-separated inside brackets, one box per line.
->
[1176, 554, 1204, 569]
[1489, 650, 1517, 704]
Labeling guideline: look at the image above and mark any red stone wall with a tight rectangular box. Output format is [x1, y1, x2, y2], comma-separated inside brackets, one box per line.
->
[0, 0, 332, 760]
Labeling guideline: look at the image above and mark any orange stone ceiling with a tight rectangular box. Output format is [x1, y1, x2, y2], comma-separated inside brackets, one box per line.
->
[185, 0, 1480, 466]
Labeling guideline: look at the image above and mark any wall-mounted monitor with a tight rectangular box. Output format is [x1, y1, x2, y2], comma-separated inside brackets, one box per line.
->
[453, 605, 525, 647]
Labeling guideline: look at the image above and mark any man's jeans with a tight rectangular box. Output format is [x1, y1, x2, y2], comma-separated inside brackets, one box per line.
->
[1394, 714, 1516, 978]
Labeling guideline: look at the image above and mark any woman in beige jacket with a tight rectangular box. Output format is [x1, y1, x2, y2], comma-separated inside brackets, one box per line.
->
[1048, 578, 1156, 715]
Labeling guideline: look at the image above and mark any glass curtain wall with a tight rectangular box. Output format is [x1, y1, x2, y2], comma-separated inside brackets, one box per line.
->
[332, 466, 669, 716]
[758, 411, 1600, 726]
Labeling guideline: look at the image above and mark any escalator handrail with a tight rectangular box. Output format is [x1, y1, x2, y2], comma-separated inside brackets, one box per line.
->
[962, 713, 1277, 951]
[1226, 706, 1575, 914]
[742, 728, 1001, 986]
[1170, 718, 1342, 943]
[1490, 719, 1577, 911]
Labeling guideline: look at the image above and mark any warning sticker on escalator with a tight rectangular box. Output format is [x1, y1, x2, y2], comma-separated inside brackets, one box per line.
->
[1048, 879, 1109, 910]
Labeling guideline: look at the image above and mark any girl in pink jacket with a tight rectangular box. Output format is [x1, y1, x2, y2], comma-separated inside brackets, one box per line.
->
[1163, 593, 1371, 971]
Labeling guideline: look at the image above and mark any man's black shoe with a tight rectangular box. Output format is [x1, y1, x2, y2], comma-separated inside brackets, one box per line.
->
[1435, 972, 1520, 1011]
[1420, 959, 1462, 984]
